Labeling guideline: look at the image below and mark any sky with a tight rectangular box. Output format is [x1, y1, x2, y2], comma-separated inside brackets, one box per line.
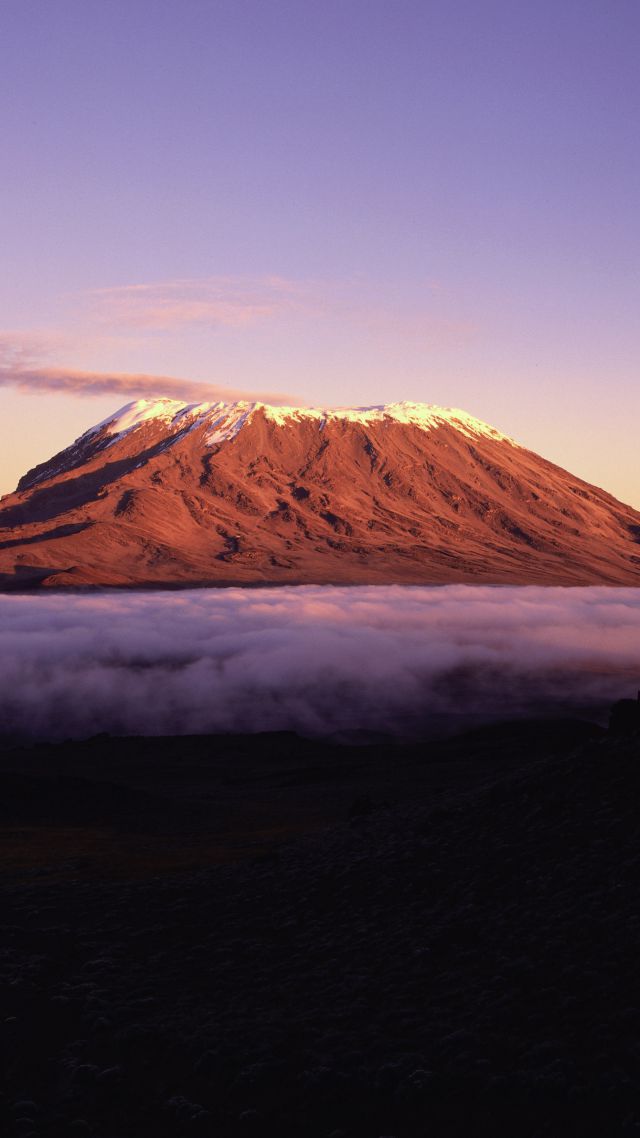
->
[1, 0, 639, 504]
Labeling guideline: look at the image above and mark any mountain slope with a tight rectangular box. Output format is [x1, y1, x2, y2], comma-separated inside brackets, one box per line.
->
[1, 398, 639, 588]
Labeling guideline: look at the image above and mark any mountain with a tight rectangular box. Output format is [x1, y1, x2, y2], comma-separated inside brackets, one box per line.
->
[1, 398, 639, 588]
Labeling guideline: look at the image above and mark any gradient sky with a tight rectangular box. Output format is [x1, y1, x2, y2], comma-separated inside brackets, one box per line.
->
[1, 0, 639, 504]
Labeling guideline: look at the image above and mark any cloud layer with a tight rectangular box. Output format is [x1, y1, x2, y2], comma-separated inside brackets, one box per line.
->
[1, 586, 638, 743]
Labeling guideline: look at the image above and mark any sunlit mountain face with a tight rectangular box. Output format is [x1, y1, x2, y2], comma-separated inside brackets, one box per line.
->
[1, 398, 639, 589]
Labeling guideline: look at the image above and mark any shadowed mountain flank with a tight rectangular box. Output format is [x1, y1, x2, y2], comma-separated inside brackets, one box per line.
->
[1, 398, 639, 588]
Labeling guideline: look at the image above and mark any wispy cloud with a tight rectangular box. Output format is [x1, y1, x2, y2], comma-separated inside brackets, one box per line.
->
[87, 275, 317, 332]
[0, 272, 475, 410]
[84, 274, 472, 346]
[0, 334, 300, 405]
[355, 308, 477, 347]
[0, 277, 321, 403]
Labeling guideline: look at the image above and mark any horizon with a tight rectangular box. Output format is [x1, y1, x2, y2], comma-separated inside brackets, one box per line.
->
[1, 1, 639, 507]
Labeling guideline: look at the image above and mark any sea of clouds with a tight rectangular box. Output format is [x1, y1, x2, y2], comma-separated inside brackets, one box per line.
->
[1, 585, 639, 742]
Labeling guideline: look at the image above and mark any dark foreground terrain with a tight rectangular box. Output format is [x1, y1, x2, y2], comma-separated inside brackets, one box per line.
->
[1, 715, 640, 1136]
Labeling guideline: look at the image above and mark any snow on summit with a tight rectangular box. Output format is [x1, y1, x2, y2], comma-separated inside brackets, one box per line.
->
[85, 398, 516, 448]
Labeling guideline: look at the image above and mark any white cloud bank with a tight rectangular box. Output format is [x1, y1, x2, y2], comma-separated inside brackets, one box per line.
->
[1, 586, 639, 743]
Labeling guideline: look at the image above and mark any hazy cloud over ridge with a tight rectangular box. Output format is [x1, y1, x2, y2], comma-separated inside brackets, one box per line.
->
[0, 364, 299, 405]
[0, 335, 300, 404]
[1, 586, 638, 743]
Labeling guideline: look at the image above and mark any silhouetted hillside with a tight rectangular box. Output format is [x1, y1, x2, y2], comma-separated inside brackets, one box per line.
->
[2, 716, 640, 1135]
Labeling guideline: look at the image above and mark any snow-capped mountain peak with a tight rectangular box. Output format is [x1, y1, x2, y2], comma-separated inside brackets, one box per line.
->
[4, 392, 639, 590]
[86, 397, 515, 450]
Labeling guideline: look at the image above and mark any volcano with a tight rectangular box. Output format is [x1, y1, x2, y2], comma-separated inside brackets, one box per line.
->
[1, 399, 639, 588]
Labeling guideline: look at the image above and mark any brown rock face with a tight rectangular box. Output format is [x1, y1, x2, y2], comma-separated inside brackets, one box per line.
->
[1, 399, 639, 588]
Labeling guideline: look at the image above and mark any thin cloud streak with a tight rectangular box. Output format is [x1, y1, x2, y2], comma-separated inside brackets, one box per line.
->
[85, 275, 471, 348]
[0, 332, 301, 404]
[0, 586, 638, 743]
[0, 272, 474, 413]
[88, 275, 319, 331]
[0, 364, 300, 405]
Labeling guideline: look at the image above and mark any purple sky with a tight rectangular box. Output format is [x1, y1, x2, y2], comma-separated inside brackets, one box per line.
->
[1, 0, 639, 504]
